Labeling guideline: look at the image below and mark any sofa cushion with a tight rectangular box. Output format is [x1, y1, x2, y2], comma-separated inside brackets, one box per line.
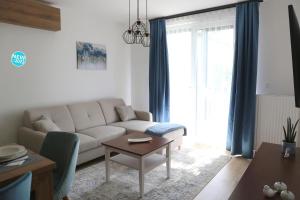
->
[68, 102, 106, 131]
[98, 98, 125, 124]
[116, 105, 137, 121]
[80, 126, 126, 146]
[110, 120, 158, 132]
[24, 106, 75, 133]
[75, 133, 98, 153]
[32, 115, 61, 133]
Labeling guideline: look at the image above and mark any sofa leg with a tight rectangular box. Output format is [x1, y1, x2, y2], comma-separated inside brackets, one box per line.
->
[63, 196, 69, 200]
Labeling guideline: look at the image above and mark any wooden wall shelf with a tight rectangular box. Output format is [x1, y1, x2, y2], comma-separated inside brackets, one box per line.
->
[0, 0, 61, 31]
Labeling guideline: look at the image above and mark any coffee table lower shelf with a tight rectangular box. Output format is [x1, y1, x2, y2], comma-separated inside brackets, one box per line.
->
[110, 154, 167, 174]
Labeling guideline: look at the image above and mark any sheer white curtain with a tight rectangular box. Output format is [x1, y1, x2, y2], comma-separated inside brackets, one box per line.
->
[167, 8, 235, 146]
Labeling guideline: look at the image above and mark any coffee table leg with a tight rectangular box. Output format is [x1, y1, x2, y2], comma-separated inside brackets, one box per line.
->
[139, 157, 144, 198]
[166, 144, 171, 179]
[105, 147, 110, 182]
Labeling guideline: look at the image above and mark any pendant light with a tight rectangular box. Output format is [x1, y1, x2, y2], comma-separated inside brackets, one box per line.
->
[132, 0, 146, 44]
[123, 0, 135, 44]
[142, 0, 150, 47]
[122, 0, 150, 47]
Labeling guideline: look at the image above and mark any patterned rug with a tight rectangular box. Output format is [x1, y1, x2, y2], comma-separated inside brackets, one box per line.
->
[70, 146, 231, 200]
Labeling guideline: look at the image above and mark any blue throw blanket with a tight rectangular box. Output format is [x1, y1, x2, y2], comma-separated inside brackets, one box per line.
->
[145, 123, 187, 137]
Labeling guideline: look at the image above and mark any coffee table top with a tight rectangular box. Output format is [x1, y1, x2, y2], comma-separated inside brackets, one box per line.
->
[102, 132, 173, 156]
[229, 143, 300, 200]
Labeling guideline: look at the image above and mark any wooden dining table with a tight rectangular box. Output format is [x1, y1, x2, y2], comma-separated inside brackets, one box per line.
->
[0, 150, 55, 200]
[229, 143, 300, 200]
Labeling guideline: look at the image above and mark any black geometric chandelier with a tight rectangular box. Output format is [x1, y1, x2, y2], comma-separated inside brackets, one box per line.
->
[123, 0, 150, 47]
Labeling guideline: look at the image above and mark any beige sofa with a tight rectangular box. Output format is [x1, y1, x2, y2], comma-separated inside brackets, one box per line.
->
[18, 98, 184, 165]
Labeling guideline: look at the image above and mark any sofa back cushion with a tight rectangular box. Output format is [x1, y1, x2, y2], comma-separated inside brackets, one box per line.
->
[24, 106, 75, 133]
[98, 98, 126, 124]
[68, 102, 106, 131]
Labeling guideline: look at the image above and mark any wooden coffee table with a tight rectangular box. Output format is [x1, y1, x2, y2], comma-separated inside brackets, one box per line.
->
[102, 132, 173, 197]
[229, 143, 300, 200]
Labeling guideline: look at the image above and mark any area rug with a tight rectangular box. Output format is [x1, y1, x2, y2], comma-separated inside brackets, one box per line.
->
[70, 147, 231, 200]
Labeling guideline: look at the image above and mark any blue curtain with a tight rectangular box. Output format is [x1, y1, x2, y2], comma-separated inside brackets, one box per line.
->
[226, 1, 259, 159]
[149, 19, 170, 122]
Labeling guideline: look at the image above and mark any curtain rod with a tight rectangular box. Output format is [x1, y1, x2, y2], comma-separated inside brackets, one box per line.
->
[150, 0, 263, 21]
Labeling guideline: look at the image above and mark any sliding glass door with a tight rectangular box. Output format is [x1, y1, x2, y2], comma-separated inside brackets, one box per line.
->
[197, 27, 234, 146]
[168, 30, 196, 136]
[168, 25, 234, 147]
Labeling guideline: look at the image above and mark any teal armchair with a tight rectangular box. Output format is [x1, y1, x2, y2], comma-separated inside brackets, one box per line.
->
[40, 132, 79, 200]
[0, 172, 32, 200]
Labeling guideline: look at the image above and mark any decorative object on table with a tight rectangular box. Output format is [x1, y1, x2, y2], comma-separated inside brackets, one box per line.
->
[263, 185, 276, 198]
[281, 190, 295, 200]
[122, 0, 150, 47]
[0, 156, 29, 167]
[262, 181, 296, 200]
[76, 41, 107, 71]
[128, 137, 152, 143]
[0, 145, 27, 163]
[274, 181, 288, 192]
[282, 117, 299, 156]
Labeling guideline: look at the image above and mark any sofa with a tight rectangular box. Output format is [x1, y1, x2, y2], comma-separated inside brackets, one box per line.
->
[18, 98, 185, 165]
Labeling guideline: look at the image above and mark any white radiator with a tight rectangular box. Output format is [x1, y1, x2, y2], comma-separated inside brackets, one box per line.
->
[255, 95, 300, 149]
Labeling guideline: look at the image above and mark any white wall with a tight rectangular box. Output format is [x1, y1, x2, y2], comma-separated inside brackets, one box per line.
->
[257, 0, 300, 95]
[255, 95, 299, 149]
[131, 0, 300, 110]
[0, 2, 131, 145]
[131, 46, 149, 111]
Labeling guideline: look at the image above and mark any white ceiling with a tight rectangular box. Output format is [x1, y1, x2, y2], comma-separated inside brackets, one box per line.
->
[43, 0, 243, 23]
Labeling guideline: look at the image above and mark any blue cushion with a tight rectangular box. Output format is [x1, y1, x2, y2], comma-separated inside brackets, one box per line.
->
[145, 123, 187, 137]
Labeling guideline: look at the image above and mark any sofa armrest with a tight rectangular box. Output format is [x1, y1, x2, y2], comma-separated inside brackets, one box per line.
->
[135, 110, 153, 122]
[18, 127, 46, 153]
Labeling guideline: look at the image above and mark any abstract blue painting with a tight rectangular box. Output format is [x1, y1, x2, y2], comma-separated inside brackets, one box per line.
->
[76, 41, 107, 70]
